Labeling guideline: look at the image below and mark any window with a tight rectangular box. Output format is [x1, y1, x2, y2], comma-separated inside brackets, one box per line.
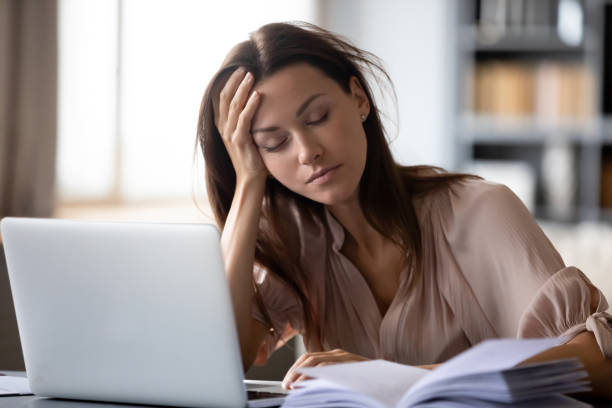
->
[56, 0, 317, 219]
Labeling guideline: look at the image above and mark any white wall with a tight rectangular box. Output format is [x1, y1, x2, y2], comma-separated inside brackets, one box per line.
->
[320, 0, 453, 168]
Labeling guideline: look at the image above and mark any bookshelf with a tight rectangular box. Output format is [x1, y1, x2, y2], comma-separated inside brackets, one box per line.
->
[452, 0, 612, 223]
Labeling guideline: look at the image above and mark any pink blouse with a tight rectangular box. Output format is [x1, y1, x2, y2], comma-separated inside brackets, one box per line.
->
[251, 179, 612, 365]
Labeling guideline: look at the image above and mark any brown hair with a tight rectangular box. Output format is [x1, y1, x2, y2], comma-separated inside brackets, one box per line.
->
[196, 21, 477, 351]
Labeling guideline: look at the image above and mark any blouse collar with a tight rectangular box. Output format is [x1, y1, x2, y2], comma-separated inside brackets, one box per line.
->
[324, 207, 345, 252]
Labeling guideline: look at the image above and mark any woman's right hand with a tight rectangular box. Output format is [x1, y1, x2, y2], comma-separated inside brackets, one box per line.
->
[214, 69, 270, 372]
[215, 67, 267, 185]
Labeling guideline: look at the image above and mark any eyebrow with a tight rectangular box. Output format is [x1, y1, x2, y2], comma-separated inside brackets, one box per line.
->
[252, 93, 325, 134]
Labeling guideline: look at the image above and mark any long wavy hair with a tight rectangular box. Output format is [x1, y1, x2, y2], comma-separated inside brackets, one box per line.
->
[196, 21, 477, 352]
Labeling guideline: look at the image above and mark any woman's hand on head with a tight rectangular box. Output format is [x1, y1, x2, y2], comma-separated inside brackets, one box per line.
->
[215, 67, 268, 185]
[282, 349, 369, 390]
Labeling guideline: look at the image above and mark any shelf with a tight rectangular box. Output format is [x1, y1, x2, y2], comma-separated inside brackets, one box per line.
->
[458, 115, 601, 144]
[453, 1, 610, 224]
[602, 117, 612, 143]
[535, 205, 601, 223]
[600, 208, 612, 224]
[458, 26, 595, 54]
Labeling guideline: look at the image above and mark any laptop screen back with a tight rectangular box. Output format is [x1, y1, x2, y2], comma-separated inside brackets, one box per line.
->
[1, 218, 246, 408]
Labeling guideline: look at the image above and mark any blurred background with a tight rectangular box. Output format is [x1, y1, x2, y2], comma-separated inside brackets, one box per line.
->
[1, 0, 611, 379]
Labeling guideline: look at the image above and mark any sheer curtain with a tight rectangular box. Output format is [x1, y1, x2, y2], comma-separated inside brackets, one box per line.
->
[0, 0, 58, 220]
[0, 0, 58, 370]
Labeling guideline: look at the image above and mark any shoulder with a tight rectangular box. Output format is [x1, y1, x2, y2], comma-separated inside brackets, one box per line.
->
[433, 178, 530, 235]
[448, 177, 519, 209]
[431, 178, 564, 271]
[411, 177, 514, 220]
[415, 177, 555, 264]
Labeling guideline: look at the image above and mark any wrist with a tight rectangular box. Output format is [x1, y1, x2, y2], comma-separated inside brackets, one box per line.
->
[236, 173, 267, 193]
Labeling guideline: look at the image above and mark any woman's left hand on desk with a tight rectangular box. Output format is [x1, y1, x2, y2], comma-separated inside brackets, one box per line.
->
[282, 348, 369, 390]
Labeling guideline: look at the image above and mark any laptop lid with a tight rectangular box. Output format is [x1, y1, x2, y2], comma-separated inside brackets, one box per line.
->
[1, 217, 249, 408]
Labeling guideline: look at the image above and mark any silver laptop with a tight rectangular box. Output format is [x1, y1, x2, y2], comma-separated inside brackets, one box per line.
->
[1, 217, 287, 408]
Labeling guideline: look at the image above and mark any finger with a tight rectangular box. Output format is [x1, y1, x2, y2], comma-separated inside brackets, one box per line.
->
[284, 352, 364, 389]
[283, 355, 323, 388]
[235, 91, 261, 143]
[288, 351, 344, 373]
[288, 352, 311, 372]
[282, 350, 351, 389]
[218, 67, 247, 133]
[286, 359, 331, 389]
[289, 375, 312, 389]
[283, 353, 311, 389]
[224, 71, 255, 141]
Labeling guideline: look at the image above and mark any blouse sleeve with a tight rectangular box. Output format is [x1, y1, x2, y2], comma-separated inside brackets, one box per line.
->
[443, 180, 612, 358]
[251, 264, 304, 365]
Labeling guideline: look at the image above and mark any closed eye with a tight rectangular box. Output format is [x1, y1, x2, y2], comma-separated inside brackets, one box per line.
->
[262, 137, 288, 153]
[306, 112, 328, 126]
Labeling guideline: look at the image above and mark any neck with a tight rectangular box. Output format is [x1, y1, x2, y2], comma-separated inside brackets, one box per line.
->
[328, 196, 386, 258]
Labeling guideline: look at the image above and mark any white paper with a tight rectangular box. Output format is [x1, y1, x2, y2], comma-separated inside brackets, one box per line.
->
[296, 360, 428, 407]
[285, 379, 388, 408]
[0, 376, 31, 395]
[408, 338, 564, 392]
[399, 338, 565, 406]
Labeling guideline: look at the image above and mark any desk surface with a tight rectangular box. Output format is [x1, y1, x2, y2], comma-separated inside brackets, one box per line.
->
[1, 372, 171, 408]
[0, 372, 284, 408]
[2, 372, 611, 408]
[0, 396, 164, 408]
[3, 395, 612, 408]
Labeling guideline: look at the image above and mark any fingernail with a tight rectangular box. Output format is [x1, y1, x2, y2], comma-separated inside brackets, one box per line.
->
[244, 72, 252, 82]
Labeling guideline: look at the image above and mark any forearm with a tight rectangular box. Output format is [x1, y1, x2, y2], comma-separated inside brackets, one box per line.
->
[519, 332, 612, 399]
[220, 178, 266, 361]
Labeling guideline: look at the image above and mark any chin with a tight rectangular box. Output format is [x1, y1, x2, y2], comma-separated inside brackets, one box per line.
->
[306, 185, 359, 207]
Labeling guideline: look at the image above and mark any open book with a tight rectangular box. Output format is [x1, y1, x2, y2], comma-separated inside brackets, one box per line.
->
[282, 338, 591, 408]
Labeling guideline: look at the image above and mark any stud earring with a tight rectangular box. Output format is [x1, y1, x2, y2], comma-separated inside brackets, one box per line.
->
[360, 114, 367, 122]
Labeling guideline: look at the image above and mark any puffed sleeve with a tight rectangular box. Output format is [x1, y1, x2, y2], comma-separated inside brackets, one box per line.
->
[251, 264, 304, 365]
[441, 179, 612, 358]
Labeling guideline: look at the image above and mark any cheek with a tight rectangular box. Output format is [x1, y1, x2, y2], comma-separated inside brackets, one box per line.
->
[333, 114, 367, 166]
[262, 155, 300, 186]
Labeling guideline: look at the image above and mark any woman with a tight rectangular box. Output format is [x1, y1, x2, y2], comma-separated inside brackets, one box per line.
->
[197, 22, 612, 397]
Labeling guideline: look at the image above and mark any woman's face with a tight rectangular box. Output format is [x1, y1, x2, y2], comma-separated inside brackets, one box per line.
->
[250, 63, 370, 206]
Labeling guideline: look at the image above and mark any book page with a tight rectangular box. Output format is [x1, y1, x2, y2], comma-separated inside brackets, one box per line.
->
[400, 338, 565, 406]
[296, 360, 429, 407]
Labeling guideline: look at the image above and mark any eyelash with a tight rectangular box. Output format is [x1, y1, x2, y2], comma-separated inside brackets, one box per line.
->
[307, 112, 328, 126]
[262, 112, 329, 153]
[263, 140, 286, 153]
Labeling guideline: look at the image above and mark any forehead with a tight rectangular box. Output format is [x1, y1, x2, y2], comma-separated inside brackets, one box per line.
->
[252, 63, 344, 123]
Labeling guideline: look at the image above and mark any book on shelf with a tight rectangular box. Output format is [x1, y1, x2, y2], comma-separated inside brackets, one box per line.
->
[601, 152, 612, 208]
[471, 61, 595, 121]
[603, 4, 612, 114]
[282, 338, 591, 408]
[476, 0, 577, 39]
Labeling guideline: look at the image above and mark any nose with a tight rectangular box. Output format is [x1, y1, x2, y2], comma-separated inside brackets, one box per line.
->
[297, 132, 323, 165]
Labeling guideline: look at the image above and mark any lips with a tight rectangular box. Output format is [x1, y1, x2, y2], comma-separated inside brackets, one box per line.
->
[307, 164, 341, 184]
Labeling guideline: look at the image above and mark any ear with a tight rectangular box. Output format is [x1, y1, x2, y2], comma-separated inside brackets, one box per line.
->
[348, 76, 370, 119]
